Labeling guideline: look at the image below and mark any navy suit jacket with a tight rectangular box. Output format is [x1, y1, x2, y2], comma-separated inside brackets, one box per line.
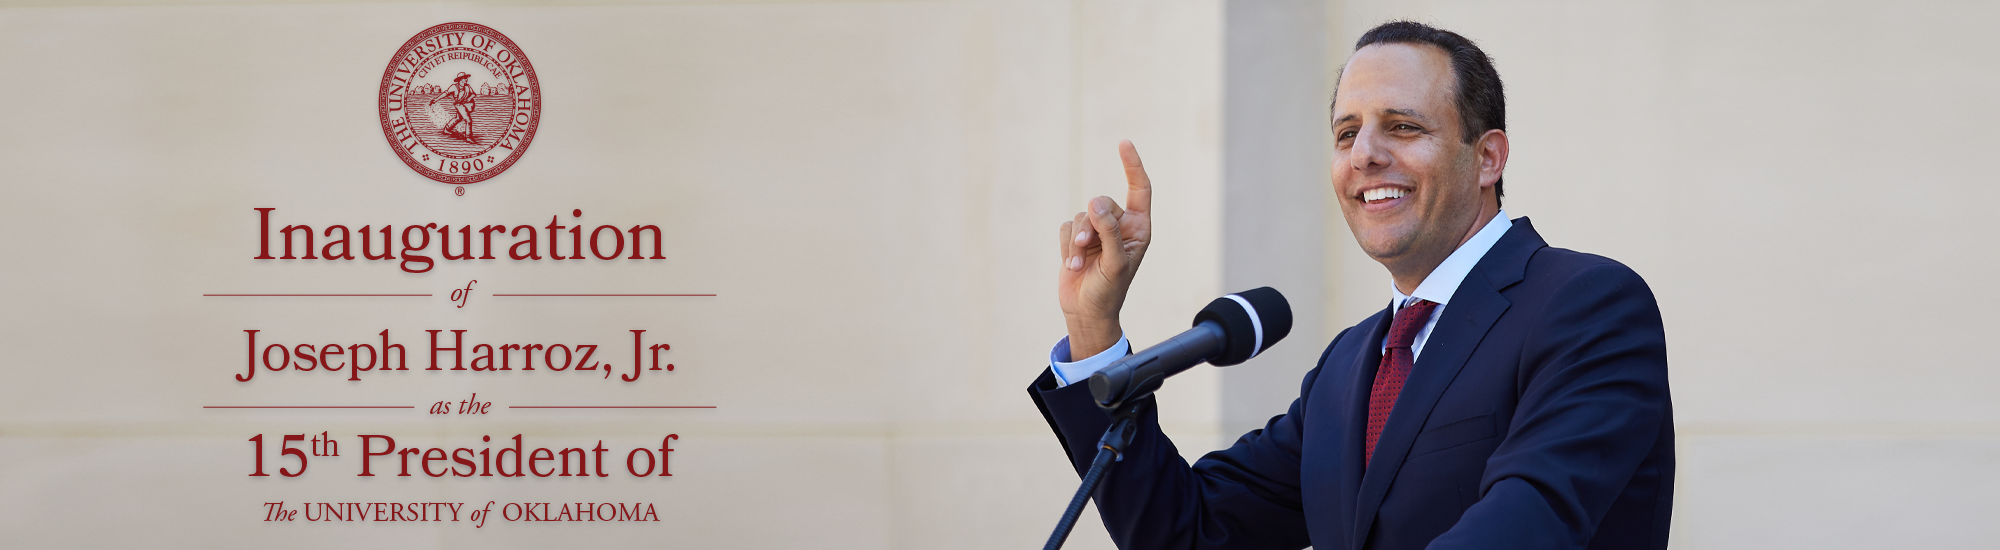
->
[1030, 218, 1673, 550]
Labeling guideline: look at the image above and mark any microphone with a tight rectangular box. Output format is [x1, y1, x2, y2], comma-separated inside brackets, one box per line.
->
[1087, 287, 1292, 410]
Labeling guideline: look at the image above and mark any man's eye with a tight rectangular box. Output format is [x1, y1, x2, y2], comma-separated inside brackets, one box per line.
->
[1337, 130, 1357, 140]
[1393, 123, 1419, 132]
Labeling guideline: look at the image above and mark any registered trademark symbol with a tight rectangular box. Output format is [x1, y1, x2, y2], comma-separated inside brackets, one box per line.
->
[455, 186, 465, 196]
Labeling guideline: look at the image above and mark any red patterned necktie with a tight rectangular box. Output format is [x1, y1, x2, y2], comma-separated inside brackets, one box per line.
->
[1365, 299, 1439, 467]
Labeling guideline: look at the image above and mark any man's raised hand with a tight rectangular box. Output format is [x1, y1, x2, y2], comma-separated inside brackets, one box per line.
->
[1057, 140, 1154, 360]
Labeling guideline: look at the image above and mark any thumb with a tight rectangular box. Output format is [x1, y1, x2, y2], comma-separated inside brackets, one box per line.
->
[1084, 197, 1126, 269]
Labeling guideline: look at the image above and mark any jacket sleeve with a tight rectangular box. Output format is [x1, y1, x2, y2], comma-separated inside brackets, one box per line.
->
[1428, 263, 1671, 549]
[1028, 329, 1350, 550]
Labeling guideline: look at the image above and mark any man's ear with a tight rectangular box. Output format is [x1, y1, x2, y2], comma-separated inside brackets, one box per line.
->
[1477, 129, 1509, 188]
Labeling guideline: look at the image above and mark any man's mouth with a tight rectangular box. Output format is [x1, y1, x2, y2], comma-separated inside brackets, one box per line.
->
[1361, 187, 1408, 205]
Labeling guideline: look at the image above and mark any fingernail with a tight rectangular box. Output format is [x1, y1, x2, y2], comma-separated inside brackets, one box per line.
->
[1093, 199, 1107, 215]
[1067, 256, 1081, 270]
[1074, 231, 1088, 244]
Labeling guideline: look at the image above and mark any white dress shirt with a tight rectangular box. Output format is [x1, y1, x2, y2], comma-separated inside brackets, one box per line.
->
[1052, 211, 1512, 386]
[1385, 210, 1512, 360]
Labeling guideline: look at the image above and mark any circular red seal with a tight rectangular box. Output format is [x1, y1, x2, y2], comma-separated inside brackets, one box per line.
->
[379, 23, 541, 185]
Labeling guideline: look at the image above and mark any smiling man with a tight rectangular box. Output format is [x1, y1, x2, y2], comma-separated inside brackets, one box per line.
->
[1031, 21, 1673, 550]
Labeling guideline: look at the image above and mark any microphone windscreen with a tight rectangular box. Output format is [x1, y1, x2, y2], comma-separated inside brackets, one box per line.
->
[1236, 286, 1292, 349]
[1193, 287, 1292, 366]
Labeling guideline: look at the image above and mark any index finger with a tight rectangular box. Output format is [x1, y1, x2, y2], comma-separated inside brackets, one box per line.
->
[1119, 140, 1153, 214]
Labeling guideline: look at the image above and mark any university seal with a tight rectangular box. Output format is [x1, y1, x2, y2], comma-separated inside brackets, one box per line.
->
[378, 23, 541, 185]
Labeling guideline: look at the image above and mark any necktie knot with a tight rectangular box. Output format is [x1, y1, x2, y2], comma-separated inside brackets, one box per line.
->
[1385, 299, 1438, 350]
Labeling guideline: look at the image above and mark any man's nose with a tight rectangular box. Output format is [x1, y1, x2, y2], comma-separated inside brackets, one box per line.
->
[1348, 125, 1392, 172]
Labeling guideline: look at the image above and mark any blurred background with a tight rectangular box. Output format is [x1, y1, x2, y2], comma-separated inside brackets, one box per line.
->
[2, 0, 1996, 548]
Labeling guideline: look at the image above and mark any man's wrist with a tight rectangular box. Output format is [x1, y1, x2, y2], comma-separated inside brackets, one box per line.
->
[1063, 318, 1122, 360]
[1051, 332, 1131, 387]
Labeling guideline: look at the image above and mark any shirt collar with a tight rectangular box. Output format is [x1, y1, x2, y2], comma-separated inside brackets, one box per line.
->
[1391, 210, 1512, 312]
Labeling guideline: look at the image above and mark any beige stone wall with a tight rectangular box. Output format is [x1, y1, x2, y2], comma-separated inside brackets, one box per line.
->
[1, 1, 1994, 548]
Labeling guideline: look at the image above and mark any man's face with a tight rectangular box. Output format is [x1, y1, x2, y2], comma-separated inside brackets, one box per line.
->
[1330, 43, 1491, 272]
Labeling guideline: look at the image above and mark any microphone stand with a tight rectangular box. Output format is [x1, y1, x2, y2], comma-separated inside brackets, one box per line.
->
[1040, 396, 1151, 550]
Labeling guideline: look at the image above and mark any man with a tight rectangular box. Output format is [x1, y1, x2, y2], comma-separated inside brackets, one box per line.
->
[430, 72, 477, 143]
[1030, 21, 1673, 550]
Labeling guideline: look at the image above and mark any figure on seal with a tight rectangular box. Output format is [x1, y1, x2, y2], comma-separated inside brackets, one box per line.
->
[429, 72, 477, 143]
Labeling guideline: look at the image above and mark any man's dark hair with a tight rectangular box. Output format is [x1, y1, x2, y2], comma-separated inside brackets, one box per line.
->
[1342, 21, 1507, 205]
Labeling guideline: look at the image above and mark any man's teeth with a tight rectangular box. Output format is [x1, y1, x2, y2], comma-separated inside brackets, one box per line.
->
[1362, 188, 1407, 202]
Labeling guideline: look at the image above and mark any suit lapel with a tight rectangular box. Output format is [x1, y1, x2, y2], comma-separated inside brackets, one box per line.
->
[1337, 306, 1392, 538]
[1348, 218, 1545, 550]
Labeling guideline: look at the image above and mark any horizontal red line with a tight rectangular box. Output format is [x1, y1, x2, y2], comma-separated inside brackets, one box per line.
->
[508, 406, 717, 409]
[203, 406, 414, 409]
[492, 296, 720, 300]
[202, 296, 430, 300]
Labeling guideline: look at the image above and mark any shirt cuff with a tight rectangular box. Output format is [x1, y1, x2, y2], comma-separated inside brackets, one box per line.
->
[1049, 333, 1131, 387]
